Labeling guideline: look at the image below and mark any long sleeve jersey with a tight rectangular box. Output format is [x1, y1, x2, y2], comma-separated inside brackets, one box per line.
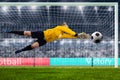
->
[43, 25, 77, 42]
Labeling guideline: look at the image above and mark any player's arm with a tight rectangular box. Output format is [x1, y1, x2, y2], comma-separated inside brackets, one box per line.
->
[61, 32, 90, 39]
[57, 22, 90, 39]
[56, 26, 90, 39]
[61, 33, 77, 39]
[56, 25, 77, 36]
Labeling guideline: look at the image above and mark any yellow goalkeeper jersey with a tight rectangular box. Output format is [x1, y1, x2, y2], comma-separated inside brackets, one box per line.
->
[43, 25, 77, 42]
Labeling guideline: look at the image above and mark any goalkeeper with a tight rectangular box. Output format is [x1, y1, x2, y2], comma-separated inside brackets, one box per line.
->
[4, 22, 90, 54]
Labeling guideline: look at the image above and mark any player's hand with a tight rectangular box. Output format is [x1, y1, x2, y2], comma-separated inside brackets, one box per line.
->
[77, 32, 90, 39]
[63, 22, 69, 27]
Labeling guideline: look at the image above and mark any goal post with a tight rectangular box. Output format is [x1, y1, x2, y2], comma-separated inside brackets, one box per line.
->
[0, 2, 118, 67]
[114, 3, 118, 68]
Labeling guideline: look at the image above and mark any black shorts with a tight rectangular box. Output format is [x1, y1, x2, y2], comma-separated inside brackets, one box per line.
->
[31, 31, 46, 46]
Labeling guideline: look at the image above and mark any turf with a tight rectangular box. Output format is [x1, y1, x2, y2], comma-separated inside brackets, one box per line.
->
[0, 66, 120, 80]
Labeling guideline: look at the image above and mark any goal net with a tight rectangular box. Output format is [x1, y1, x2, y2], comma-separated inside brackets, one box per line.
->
[0, 2, 118, 67]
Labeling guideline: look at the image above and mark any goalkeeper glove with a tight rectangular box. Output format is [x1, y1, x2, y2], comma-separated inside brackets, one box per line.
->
[77, 32, 90, 39]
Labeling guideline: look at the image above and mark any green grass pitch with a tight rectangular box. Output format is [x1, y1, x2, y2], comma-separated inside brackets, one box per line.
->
[0, 66, 120, 80]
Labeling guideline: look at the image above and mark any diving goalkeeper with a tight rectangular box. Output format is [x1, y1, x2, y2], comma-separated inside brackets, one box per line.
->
[4, 22, 90, 54]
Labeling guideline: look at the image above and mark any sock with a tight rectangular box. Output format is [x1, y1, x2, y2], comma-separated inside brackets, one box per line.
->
[15, 45, 33, 54]
[21, 45, 33, 51]
[8, 31, 24, 35]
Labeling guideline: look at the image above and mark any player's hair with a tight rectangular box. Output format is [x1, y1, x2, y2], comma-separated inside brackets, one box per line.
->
[58, 22, 66, 26]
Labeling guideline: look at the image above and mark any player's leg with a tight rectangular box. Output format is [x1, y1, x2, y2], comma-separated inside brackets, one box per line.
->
[15, 31, 46, 53]
[4, 31, 32, 37]
[15, 39, 47, 54]
[15, 41, 39, 54]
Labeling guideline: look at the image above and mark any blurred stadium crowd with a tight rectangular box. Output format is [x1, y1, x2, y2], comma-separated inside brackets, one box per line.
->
[0, 39, 114, 57]
[0, 5, 116, 58]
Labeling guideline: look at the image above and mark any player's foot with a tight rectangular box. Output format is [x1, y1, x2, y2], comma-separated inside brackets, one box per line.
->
[15, 50, 22, 54]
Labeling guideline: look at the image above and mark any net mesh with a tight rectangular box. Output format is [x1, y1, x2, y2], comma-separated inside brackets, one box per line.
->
[0, 5, 114, 58]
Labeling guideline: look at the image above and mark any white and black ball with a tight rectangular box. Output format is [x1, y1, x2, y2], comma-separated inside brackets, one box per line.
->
[91, 31, 103, 43]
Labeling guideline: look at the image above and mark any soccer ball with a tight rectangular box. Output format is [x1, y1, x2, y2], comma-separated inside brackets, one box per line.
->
[91, 31, 103, 43]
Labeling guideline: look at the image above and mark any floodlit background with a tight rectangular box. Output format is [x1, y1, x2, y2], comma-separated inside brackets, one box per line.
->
[0, 5, 115, 58]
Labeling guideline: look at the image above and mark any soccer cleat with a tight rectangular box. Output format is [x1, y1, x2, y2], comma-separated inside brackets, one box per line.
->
[15, 50, 22, 54]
